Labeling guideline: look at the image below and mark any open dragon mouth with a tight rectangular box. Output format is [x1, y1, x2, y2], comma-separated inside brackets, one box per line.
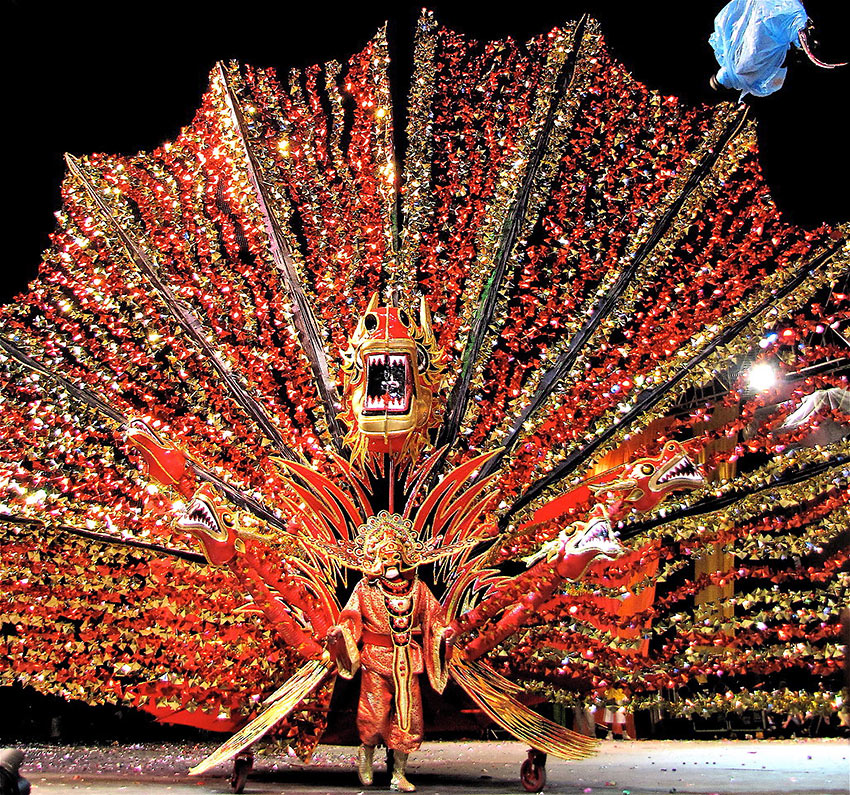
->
[569, 516, 623, 559]
[363, 353, 412, 415]
[656, 456, 703, 487]
[178, 498, 221, 537]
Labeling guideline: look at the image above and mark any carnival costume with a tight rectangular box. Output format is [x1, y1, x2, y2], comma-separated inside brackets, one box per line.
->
[329, 513, 452, 790]
[1, 10, 847, 794]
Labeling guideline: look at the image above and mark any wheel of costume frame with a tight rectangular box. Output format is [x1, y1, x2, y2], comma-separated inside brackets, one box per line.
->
[229, 753, 253, 794]
[520, 749, 547, 792]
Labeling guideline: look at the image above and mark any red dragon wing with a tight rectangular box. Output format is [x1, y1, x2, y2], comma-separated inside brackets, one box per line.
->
[0, 28, 397, 746]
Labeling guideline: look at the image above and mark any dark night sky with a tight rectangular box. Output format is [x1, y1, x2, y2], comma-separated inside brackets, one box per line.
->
[4, 0, 849, 305]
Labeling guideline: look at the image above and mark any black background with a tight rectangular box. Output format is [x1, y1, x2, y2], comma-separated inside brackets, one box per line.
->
[4, 0, 849, 305]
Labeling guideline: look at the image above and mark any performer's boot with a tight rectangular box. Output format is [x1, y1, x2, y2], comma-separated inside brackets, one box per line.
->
[390, 750, 415, 792]
[357, 744, 375, 786]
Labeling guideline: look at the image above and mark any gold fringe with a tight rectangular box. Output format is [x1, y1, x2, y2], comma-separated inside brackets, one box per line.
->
[449, 657, 599, 761]
[189, 658, 332, 775]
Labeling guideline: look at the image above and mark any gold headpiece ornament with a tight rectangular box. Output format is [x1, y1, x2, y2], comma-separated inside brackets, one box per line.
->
[303, 510, 480, 576]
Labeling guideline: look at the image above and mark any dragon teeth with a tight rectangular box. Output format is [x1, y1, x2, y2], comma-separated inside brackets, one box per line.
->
[658, 457, 700, 484]
[365, 395, 408, 410]
[184, 500, 216, 531]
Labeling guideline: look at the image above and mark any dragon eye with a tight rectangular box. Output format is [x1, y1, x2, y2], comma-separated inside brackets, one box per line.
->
[364, 313, 378, 332]
[416, 343, 430, 374]
[640, 464, 655, 475]
[398, 309, 410, 327]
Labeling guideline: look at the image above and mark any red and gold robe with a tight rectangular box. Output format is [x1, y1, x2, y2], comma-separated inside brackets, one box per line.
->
[335, 575, 449, 752]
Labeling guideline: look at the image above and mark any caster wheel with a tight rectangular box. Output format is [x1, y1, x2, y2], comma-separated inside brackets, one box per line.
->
[230, 752, 253, 794]
[520, 749, 547, 792]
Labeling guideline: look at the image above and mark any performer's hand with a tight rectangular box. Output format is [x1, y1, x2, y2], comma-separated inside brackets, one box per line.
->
[325, 626, 353, 671]
[443, 625, 457, 647]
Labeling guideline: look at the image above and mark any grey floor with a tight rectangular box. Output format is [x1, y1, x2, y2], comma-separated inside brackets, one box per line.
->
[12, 739, 849, 795]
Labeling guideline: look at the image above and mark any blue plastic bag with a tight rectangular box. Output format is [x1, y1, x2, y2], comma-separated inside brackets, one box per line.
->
[710, 0, 808, 97]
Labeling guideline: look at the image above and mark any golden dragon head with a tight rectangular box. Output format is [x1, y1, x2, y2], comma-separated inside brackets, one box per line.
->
[339, 294, 445, 467]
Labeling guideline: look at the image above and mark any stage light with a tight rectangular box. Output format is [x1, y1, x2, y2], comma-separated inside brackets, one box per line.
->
[0, 749, 30, 795]
[747, 362, 777, 392]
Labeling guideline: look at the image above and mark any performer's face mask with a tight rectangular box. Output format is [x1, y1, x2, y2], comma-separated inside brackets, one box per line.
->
[363, 534, 407, 579]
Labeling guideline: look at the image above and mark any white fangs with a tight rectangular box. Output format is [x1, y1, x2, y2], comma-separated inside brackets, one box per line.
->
[364, 352, 412, 413]
[568, 518, 624, 559]
[657, 456, 702, 485]
[364, 395, 407, 410]
[179, 499, 217, 533]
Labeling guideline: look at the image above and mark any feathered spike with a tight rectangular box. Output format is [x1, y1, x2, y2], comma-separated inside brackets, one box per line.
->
[442, 563, 505, 622]
[418, 295, 434, 341]
[403, 446, 449, 519]
[433, 16, 589, 464]
[286, 559, 341, 626]
[328, 451, 375, 519]
[441, 472, 500, 536]
[274, 493, 342, 568]
[450, 658, 599, 760]
[215, 63, 346, 452]
[1, 513, 206, 565]
[0, 334, 294, 535]
[475, 105, 751, 483]
[433, 487, 501, 582]
[503, 241, 843, 523]
[276, 478, 346, 540]
[63, 154, 302, 464]
[272, 457, 368, 539]
[445, 490, 500, 549]
[189, 659, 333, 775]
[413, 449, 502, 539]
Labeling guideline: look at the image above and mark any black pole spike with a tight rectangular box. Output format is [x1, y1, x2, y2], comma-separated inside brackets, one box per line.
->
[476, 105, 751, 483]
[65, 154, 303, 464]
[0, 334, 292, 535]
[431, 14, 590, 477]
[0, 513, 207, 565]
[500, 240, 843, 526]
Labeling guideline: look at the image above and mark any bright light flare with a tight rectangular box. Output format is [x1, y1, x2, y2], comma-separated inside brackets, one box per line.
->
[747, 362, 777, 392]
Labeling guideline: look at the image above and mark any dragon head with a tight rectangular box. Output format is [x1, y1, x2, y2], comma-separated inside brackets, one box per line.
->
[339, 294, 445, 466]
[590, 440, 704, 513]
[177, 483, 256, 566]
[527, 503, 624, 578]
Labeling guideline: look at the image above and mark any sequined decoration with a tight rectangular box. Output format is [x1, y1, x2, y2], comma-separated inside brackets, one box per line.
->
[1, 11, 847, 738]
